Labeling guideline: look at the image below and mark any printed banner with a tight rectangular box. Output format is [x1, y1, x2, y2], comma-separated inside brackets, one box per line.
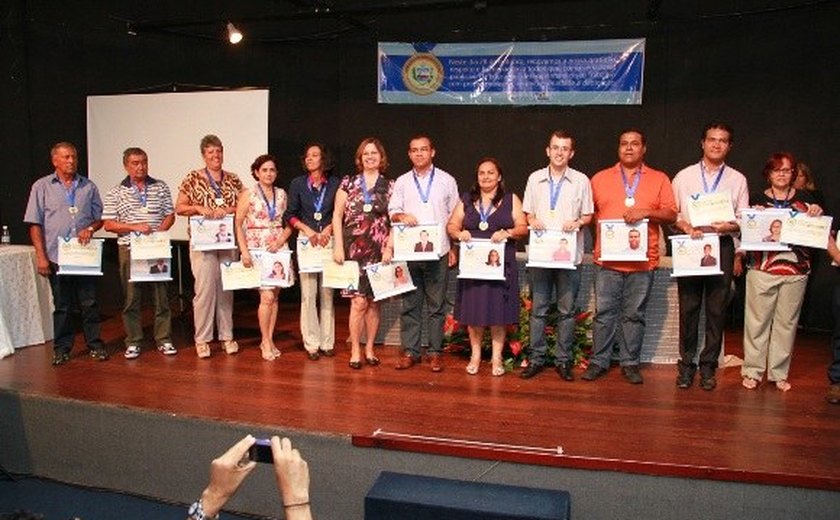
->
[129, 257, 173, 282]
[598, 219, 648, 262]
[779, 212, 832, 250]
[378, 39, 645, 105]
[252, 249, 295, 288]
[57, 237, 104, 276]
[189, 215, 236, 251]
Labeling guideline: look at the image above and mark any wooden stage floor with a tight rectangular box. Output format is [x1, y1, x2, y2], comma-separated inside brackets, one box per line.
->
[1, 300, 839, 492]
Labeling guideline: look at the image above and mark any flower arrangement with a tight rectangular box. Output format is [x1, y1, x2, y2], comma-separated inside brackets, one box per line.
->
[443, 294, 594, 372]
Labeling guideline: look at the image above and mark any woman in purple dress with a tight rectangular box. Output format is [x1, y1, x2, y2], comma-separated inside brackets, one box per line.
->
[447, 157, 528, 376]
[332, 138, 394, 370]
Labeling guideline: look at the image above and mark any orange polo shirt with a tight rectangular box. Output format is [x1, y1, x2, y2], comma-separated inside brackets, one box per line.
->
[591, 163, 676, 272]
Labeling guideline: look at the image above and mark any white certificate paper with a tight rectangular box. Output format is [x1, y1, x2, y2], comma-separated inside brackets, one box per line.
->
[685, 191, 736, 227]
[57, 237, 104, 276]
[253, 249, 295, 288]
[669, 234, 723, 277]
[296, 236, 334, 273]
[738, 208, 791, 251]
[129, 231, 172, 260]
[365, 261, 416, 301]
[129, 258, 173, 283]
[190, 215, 236, 251]
[457, 238, 505, 280]
[779, 212, 832, 250]
[392, 223, 441, 262]
[322, 260, 360, 291]
[220, 260, 261, 291]
[526, 228, 577, 269]
[598, 219, 648, 262]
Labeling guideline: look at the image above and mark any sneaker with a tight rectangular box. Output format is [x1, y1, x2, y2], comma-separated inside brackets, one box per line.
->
[124, 345, 141, 359]
[89, 348, 109, 361]
[621, 365, 643, 384]
[581, 363, 608, 381]
[51, 352, 71, 366]
[158, 342, 177, 356]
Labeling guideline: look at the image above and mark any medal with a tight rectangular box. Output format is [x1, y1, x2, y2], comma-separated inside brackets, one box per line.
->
[314, 212, 323, 221]
[215, 197, 225, 206]
[478, 221, 489, 231]
[625, 197, 635, 207]
[68, 206, 78, 215]
[620, 165, 641, 210]
[363, 203, 373, 213]
[140, 206, 149, 213]
[548, 168, 565, 218]
[309, 177, 327, 226]
[205, 169, 226, 208]
[360, 173, 378, 215]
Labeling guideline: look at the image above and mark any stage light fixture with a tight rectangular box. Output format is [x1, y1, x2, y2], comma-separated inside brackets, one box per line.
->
[226, 22, 243, 44]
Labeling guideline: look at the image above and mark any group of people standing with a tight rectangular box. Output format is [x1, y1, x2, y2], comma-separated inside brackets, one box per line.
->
[22, 124, 840, 403]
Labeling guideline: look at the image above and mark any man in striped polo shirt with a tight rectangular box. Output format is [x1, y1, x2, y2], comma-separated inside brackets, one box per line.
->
[103, 147, 176, 359]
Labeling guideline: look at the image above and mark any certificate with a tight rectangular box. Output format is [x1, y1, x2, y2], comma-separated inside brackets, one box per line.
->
[57, 237, 104, 276]
[779, 212, 832, 250]
[738, 208, 791, 251]
[296, 236, 334, 273]
[685, 191, 736, 227]
[669, 234, 723, 277]
[129, 258, 173, 282]
[253, 249, 295, 288]
[130, 231, 172, 260]
[457, 238, 505, 280]
[392, 223, 441, 261]
[190, 215, 236, 251]
[365, 261, 416, 301]
[322, 260, 360, 291]
[598, 219, 648, 262]
[220, 261, 261, 291]
[526, 228, 577, 269]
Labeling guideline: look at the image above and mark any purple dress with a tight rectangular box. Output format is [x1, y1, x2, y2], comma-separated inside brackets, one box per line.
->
[454, 192, 519, 326]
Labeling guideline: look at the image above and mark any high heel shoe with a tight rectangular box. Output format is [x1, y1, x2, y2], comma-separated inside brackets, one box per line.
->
[349, 360, 362, 370]
[365, 356, 380, 366]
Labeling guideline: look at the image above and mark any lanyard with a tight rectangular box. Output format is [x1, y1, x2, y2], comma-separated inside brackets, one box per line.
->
[204, 168, 225, 200]
[308, 178, 326, 214]
[478, 199, 492, 226]
[619, 165, 641, 199]
[699, 161, 725, 193]
[360, 173, 378, 206]
[771, 188, 791, 208]
[133, 181, 148, 207]
[548, 169, 565, 212]
[258, 185, 277, 221]
[412, 166, 435, 204]
[62, 175, 80, 208]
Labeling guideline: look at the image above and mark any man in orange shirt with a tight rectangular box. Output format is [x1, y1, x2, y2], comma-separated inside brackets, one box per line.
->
[584, 129, 677, 384]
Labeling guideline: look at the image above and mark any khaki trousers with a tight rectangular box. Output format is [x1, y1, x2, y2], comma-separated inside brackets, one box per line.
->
[299, 271, 335, 353]
[189, 249, 236, 343]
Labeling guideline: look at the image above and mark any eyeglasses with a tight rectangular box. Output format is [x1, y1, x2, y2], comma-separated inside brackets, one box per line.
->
[772, 168, 794, 174]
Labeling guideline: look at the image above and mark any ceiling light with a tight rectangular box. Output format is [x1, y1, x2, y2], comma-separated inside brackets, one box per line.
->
[226, 22, 243, 44]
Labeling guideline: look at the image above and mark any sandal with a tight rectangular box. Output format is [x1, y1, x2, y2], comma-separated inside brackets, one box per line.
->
[223, 340, 239, 355]
[196, 343, 211, 359]
[466, 363, 479, 375]
[365, 356, 380, 366]
[775, 380, 792, 392]
[260, 344, 277, 361]
[742, 376, 759, 390]
[491, 363, 505, 377]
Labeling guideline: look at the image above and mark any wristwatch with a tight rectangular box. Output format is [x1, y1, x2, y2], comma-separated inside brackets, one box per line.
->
[188, 499, 219, 520]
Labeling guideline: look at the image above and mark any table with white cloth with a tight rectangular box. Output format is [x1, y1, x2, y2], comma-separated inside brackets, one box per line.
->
[0, 245, 54, 359]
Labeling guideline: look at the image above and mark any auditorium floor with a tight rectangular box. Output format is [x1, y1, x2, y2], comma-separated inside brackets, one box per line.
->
[1, 300, 838, 491]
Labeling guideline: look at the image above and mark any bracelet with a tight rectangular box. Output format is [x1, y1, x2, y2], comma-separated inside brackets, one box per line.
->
[284, 501, 310, 509]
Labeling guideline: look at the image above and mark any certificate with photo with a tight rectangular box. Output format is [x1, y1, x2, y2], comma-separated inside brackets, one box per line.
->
[129, 231, 172, 260]
[457, 238, 505, 281]
[738, 208, 791, 251]
[779, 212, 832, 250]
[685, 191, 736, 227]
[365, 261, 416, 302]
[392, 223, 441, 261]
[129, 258, 173, 282]
[253, 249, 295, 288]
[57, 237, 104, 276]
[669, 234, 723, 277]
[526, 228, 577, 269]
[296, 235, 334, 273]
[598, 219, 648, 262]
[220, 260, 261, 291]
[189, 215, 236, 251]
[322, 260, 360, 291]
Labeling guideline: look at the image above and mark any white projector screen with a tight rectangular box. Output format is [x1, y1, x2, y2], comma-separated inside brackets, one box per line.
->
[86, 89, 269, 241]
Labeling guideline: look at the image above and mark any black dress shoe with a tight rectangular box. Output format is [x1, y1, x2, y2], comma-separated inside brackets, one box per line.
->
[365, 356, 380, 366]
[348, 360, 362, 370]
[520, 363, 544, 379]
[555, 361, 574, 381]
[320, 349, 335, 357]
[621, 365, 643, 384]
[581, 363, 608, 381]
[307, 351, 320, 361]
[51, 352, 71, 366]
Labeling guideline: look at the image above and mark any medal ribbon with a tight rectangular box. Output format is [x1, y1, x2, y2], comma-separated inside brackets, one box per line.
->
[478, 199, 492, 228]
[412, 166, 435, 204]
[258, 185, 277, 221]
[133, 181, 148, 208]
[548, 170, 565, 212]
[771, 188, 791, 208]
[619, 166, 641, 201]
[360, 174, 378, 207]
[204, 168, 225, 203]
[699, 161, 726, 193]
[308, 177, 326, 217]
[64, 175, 80, 209]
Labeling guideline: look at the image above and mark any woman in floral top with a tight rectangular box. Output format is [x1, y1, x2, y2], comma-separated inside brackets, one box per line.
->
[235, 154, 292, 361]
[332, 138, 394, 370]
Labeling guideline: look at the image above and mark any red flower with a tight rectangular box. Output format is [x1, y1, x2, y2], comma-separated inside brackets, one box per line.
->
[575, 311, 591, 322]
[509, 340, 522, 356]
[506, 323, 518, 334]
[443, 314, 459, 335]
[523, 298, 533, 311]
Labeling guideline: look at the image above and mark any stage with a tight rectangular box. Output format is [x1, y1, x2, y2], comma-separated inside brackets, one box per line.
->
[1, 300, 839, 519]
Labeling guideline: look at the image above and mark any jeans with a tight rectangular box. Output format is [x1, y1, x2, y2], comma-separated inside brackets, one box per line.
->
[49, 263, 103, 354]
[401, 255, 449, 357]
[118, 246, 171, 346]
[592, 266, 654, 368]
[528, 267, 581, 365]
[830, 284, 840, 384]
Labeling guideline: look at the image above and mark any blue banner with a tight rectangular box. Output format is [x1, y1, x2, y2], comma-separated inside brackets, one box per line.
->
[378, 40, 645, 105]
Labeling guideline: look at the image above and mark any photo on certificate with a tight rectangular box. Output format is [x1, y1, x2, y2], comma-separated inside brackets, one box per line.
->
[129, 258, 173, 282]
[129, 231, 172, 260]
[322, 260, 360, 291]
[296, 235, 334, 273]
[779, 213, 832, 250]
[669, 234, 723, 277]
[57, 237, 104, 276]
[738, 208, 791, 251]
[253, 249, 295, 288]
[189, 215, 236, 251]
[526, 228, 577, 269]
[457, 238, 505, 281]
[598, 219, 648, 262]
[392, 223, 441, 261]
[220, 260, 261, 291]
[685, 191, 736, 227]
[365, 261, 416, 301]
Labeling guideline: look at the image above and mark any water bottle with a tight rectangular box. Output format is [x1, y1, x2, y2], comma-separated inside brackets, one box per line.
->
[1, 225, 10, 245]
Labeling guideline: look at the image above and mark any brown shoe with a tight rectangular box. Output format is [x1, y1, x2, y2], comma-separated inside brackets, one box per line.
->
[827, 383, 840, 404]
[429, 354, 444, 372]
[395, 354, 417, 370]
